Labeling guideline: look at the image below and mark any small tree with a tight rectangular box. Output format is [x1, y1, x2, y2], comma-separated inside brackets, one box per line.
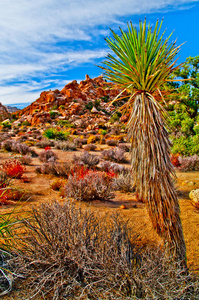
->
[101, 19, 187, 268]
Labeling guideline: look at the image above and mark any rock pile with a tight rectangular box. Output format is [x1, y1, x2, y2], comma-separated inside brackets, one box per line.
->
[15, 75, 129, 127]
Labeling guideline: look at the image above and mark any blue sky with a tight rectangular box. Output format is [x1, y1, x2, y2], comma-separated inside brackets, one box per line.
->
[0, 0, 198, 107]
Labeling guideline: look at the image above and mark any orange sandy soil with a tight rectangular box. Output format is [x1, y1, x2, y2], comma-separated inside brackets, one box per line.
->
[0, 146, 199, 299]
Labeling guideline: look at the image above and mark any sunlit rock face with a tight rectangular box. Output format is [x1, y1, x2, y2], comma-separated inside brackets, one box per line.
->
[0, 102, 10, 121]
[16, 75, 129, 126]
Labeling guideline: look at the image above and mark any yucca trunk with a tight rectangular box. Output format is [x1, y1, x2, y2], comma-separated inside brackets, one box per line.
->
[128, 93, 187, 267]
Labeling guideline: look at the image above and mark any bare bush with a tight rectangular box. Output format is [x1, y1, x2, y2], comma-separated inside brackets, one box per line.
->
[55, 141, 77, 151]
[65, 171, 114, 201]
[98, 160, 128, 174]
[178, 155, 199, 172]
[38, 150, 58, 163]
[73, 151, 100, 168]
[118, 143, 130, 152]
[113, 171, 135, 193]
[0, 133, 10, 143]
[83, 143, 97, 151]
[106, 139, 118, 146]
[35, 162, 71, 177]
[35, 138, 54, 148]
[17, 155, 32, 165]
[10, 201, 199, 300]
[101, 147, 127, 163]
[1, 140, 14, 152]
[1, 140, 31, 155]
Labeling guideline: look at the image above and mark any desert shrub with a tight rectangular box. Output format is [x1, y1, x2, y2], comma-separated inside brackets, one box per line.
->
[9, 201, 199, 300]
[118, 143, 130, 152]
[35, 162, 71, 177]
[57, 120, 74, 128]
[18, 155, 32, 165]
[177, 155, 199, 172]
[65, 170, 114, 201]
[35, 138, 54, 148]
[101, 95, 110, 102]
[43, 128, 70, 140]
[98, 129, 107, 135]
[101, 147, 127, 163]
[55, 141, 77, 151]
[73, 151, 100, 168]
[53, 162, 71, 177]
[1, 140, 31, 155]
[0, 134, 10, 143]
[85, 101, 93, 110]
[113, 171, 135, 193]
[1, 140, 13, 151]
[15, 143, 31, 155]
[2, 187, 27, 202]
[1, 121, 11, 129]
[106, 139, 118, 146]
[0, 171, 9, 188]
[170, 154, 181, 167]
[2, 160, 26, 179]
[49, 110, 58, 119]
[50, 178, 65, 191]
[0, 209, 21, 295]
[38, 149, 58, 163]
[98, 160, 128, 174]
[84, 143, 97, 151]
[21, 120, 30, 126]
[87, 134, 97, 144]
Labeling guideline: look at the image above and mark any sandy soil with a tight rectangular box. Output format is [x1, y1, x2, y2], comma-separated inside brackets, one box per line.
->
[0, 146, 199, 279]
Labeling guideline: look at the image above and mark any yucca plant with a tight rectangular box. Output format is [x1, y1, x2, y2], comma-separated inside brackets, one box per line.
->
[100, 19, 187, 268]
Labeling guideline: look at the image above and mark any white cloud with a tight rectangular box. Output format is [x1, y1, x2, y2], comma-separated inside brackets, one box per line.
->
[0, 0, 198, 105]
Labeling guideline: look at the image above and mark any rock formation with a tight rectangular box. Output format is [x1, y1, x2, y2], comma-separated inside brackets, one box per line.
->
[0, 102, 11, 122]
[16, 75, 129, 126]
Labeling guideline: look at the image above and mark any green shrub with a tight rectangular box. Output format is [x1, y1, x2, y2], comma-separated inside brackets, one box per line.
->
[43, 128, 70, 140]
[101, 95, 109, 103]
[57, 120, 74, 128]
[85, 101, 93, 110]
[49, 110, 58, 119]
[171, 135, 199, 156]
[21, 121, 31, 126]
[94, 99, 101, 110]
[110, 111, 122, 123]
[1, 121, 11, 129]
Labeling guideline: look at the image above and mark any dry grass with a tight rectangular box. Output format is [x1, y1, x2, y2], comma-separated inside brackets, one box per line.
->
[8, 201, 199, 299]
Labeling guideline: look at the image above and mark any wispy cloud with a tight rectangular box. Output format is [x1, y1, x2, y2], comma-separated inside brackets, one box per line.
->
[0, 0, 198, 105]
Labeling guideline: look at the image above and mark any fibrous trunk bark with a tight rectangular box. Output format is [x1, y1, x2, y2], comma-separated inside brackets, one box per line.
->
[127, 93, 187, 268]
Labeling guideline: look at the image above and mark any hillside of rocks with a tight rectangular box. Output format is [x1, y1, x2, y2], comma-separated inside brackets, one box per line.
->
[15, 75, 129, 128]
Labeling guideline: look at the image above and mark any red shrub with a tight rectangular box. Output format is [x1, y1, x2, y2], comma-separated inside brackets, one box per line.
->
[65, 169, 114, 201]
[170, 154, 181, 167]
[70, 165, 90, 179]
[2, 159, 26, 179]
[44, 146, 51, 151]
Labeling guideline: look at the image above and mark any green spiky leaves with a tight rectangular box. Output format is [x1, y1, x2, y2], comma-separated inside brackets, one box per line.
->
[101, 19, 180, 95]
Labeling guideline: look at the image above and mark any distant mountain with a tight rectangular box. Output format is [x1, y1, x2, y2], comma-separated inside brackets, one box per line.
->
[6, 105, 20, 113]
[6, 102, 31, 110]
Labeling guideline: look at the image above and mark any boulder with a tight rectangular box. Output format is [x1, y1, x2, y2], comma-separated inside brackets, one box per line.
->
[189, 189, 199, 209]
